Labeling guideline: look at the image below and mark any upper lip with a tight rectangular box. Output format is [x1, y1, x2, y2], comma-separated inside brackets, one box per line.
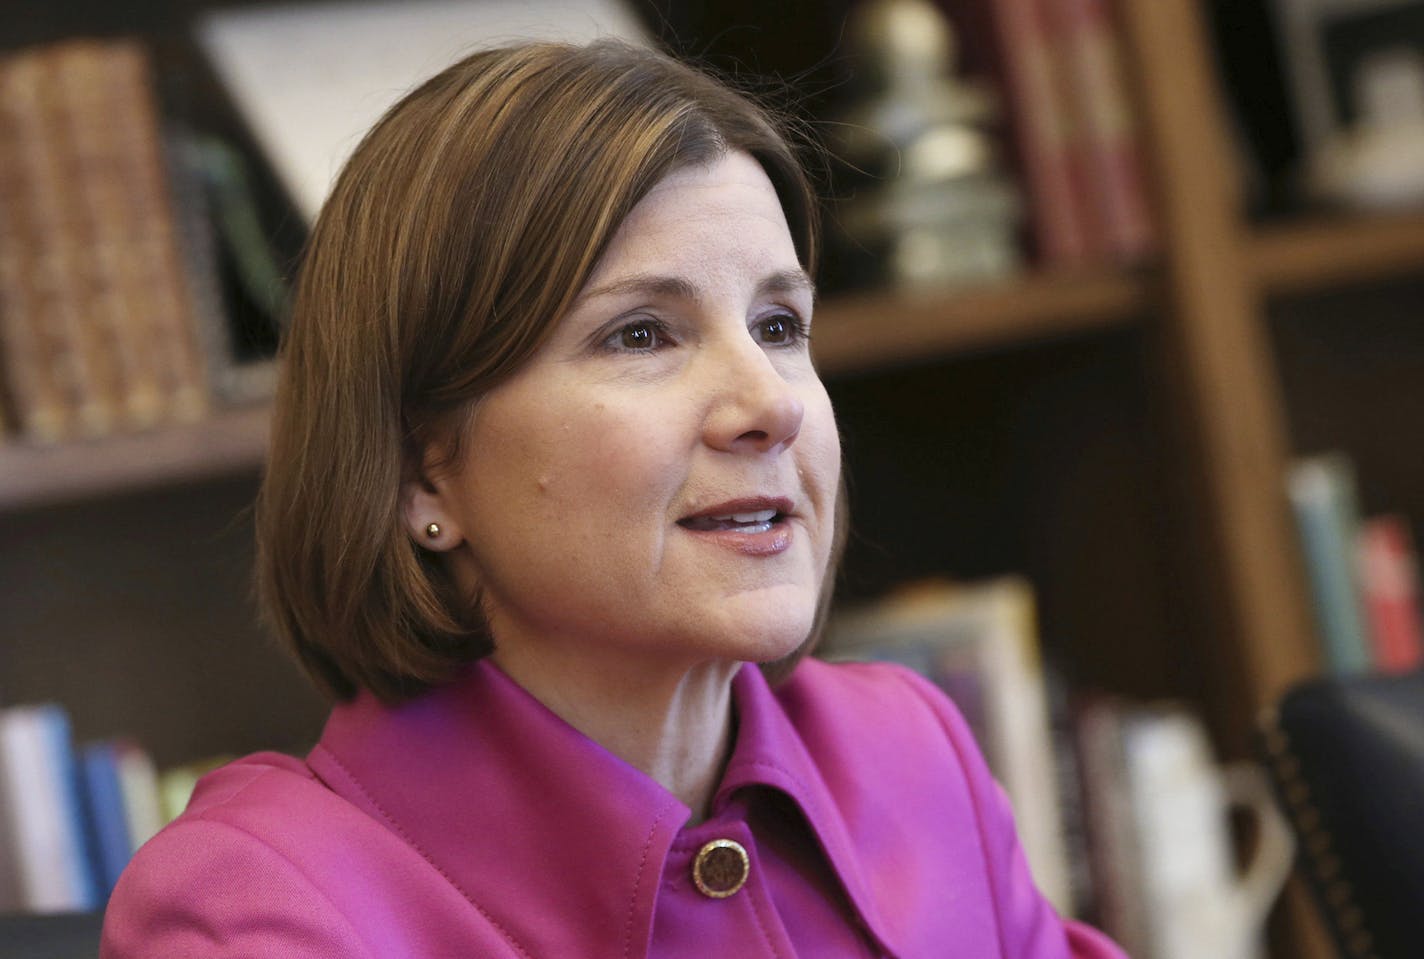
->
[678, 496, 795, 523]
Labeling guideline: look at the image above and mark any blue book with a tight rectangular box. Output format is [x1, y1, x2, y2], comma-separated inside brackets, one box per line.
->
[1287, 454, 1372, 674]
[80, 742, 134, 899]
[38, 705, 102, 911]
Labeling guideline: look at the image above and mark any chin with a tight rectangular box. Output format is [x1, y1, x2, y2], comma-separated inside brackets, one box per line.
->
[711, 599, 818, 665]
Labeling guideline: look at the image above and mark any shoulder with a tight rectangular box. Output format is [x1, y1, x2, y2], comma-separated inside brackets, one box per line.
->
[102, 752, 467, 958]
[101, 754, 379, 959]
[774, 657, 983, 764]
[103, 751, 536, 959]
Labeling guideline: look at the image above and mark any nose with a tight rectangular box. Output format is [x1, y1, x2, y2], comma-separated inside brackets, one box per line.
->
[702, 337, 805, 454]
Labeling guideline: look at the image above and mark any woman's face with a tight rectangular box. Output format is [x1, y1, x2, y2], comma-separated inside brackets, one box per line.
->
[423, 151, 841, 672]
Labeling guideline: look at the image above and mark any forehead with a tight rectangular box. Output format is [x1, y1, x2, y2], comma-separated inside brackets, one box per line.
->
[587, 151, 799, 284]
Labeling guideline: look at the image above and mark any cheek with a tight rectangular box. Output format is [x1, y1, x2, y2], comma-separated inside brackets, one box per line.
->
[518, 402, 683, 528]
[801, 390, 842, 488]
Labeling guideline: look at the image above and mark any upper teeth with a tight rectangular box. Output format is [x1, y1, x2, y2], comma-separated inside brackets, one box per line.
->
[713, 509, 777, 523]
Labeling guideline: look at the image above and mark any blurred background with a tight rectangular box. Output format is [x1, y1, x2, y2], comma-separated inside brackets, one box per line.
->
[1, 1, 1422, 957]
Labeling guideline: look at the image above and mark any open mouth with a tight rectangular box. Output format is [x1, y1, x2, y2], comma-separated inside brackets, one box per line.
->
[677, 508, 786, 535]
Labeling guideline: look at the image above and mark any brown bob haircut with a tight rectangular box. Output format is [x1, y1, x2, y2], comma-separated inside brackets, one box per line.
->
[255, 39, 842, 704]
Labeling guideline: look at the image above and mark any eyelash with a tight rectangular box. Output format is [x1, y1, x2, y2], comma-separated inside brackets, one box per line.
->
[601, 312, 810, 354]
[755, 312, 811, 347]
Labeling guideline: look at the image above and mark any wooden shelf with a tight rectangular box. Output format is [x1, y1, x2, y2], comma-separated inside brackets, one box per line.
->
[0, 404, 270, 512]
[811, 268, 1151, 376]
[812, 209, 1424, 378]
[1253, 210, 1424, 296]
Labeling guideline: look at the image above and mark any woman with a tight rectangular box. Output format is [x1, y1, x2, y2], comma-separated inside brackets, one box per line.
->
[102, 40, 1125, 958]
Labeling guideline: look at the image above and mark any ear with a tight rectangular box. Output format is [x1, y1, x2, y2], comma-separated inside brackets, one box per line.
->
[400, 456, 466, 552]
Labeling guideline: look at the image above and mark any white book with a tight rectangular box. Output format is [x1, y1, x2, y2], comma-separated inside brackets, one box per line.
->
[114, 740, 165, 852]
[196, 0, 649, 223]
[0, 704, 96, 912]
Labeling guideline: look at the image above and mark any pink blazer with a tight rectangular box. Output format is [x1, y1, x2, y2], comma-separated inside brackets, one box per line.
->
[101, 658, 1126, 957]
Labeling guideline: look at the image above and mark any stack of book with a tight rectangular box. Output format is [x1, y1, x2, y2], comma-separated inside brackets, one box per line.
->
[1287, 452, 1424, 676]
[0, 39, 212, 447]
[943, 0, 1157, 268]
[0, 701, 225, 914]
[823, 577, 1290, 957]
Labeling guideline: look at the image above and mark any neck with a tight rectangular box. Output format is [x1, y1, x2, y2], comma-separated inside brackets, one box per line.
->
[491, 643, 739, 824]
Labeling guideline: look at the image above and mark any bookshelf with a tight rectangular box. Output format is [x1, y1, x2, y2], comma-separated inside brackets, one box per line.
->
[813, 269, 1148, 374]
[1254, 210, 1424, 294]
[3, 0, 1422, 954]
[4, 207, 1422, 513]
[0, 404, 269, 511]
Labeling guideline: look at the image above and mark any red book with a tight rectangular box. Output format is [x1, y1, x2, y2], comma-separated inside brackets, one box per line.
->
[1048, 0, 1157, 263]
[1356, 515, 1424, 674]
[944, 0, 1093, 267]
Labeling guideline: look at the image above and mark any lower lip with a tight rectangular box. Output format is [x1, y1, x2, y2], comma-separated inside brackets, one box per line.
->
[679, 522, 793, 556]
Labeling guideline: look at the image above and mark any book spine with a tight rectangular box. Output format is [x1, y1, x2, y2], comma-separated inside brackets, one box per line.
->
[105, 42, 210, 425]
[1053, 0, 1156, 262]
[947, 0, 1091, 267]
[114, 740, 165, 852]
[39, 45, 127, 438]
[981, 578, 1073, 914]
[1073, 696, 1150, 953]
[0, 705, 97, 912]
[1034, 0, 1110, 264]
[1287, 455, 1372, 674]
[80, 742, 134, 898]
[0, 50, 80, 442]
[1356, 515, 1424, 674]
[58, 41, 168, 431]
[1046, 671, 1096, 920]
[39, 705, 102, 910]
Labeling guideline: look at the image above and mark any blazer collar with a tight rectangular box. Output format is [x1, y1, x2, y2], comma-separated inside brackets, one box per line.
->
[721, 664, 899, 957]
[308, 659, 896, 958]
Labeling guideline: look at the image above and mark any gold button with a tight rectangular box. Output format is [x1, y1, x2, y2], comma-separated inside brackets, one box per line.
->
[692, 839, 749, 898]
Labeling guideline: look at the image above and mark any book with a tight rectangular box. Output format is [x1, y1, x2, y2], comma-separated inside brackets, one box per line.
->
[0, 704, 99, 912]
[945, 0, 1093, 267]
[53, 41, 164, 435]
[0, 39, 211, 444]
[1071, 696, 1149, 952]
[1287, 453, 1372, 675]
[0, 46, 89, 442]
[1046, 0, 1156, 264]
[95, 41, 211, 426]
[824, 577, 1073, 915]
[78, 742, 134, 899]
[1045, 668, 1097, 922]
[166, 132, 289, 406]
[113, 740, 164, 853]
[1356, 514, 1424, 675]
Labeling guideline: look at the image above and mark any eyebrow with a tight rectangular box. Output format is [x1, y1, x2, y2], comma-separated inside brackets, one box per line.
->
[576, 268, 818, 307]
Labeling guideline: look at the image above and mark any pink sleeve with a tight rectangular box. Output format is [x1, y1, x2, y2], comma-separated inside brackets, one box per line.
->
[101, 819, 374, 959]
[896, 667, 1130, 959]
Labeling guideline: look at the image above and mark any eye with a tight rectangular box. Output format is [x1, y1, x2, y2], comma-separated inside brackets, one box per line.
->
[605, 318, 671, 352]
[754, 312, 808, 347]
